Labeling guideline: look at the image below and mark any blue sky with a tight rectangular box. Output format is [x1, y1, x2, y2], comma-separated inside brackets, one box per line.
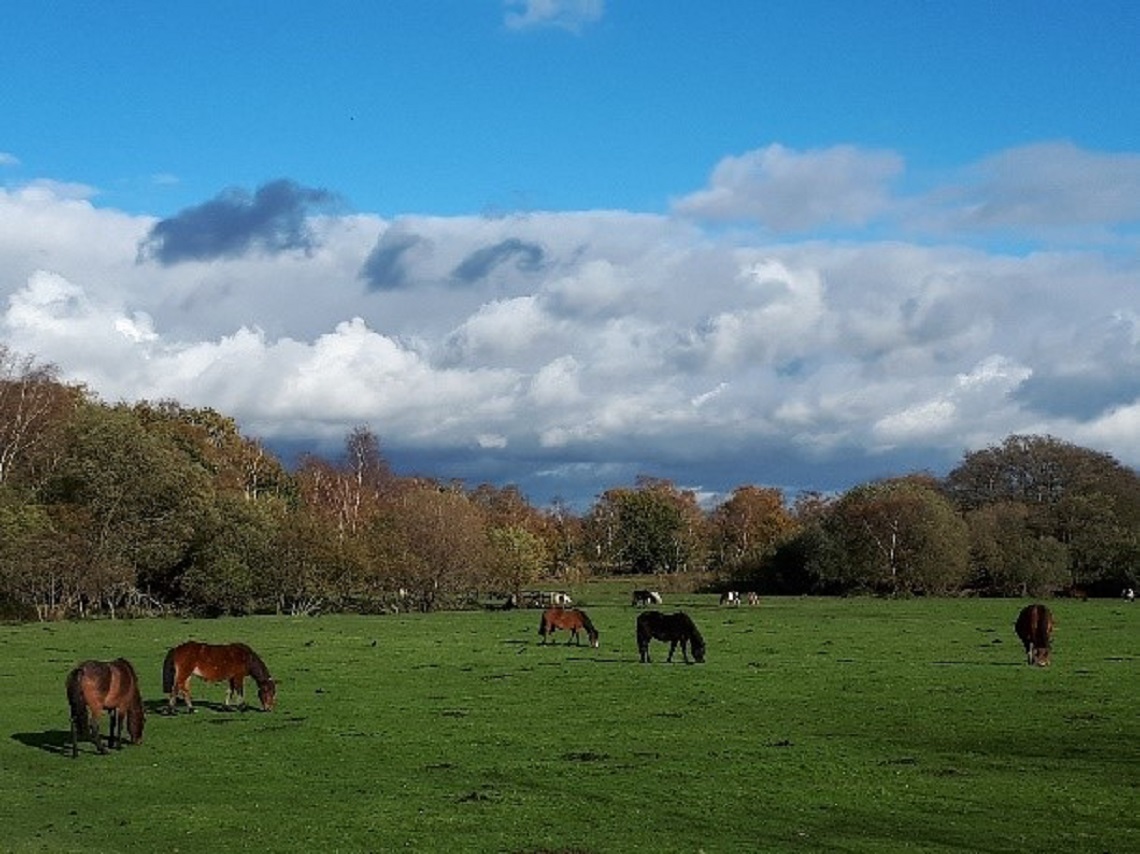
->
[2, 1, 1139, 507]
[7, 1, 1137, 216]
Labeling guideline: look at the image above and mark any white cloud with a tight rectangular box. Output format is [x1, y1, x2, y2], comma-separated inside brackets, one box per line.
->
[0, 152, 20, 167]
[953, 141, 1140, 229]
[1, 146, 1138, 505]
[672, 143, 903, 231]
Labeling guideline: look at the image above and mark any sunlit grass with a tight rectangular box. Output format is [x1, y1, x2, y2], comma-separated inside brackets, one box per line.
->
[1, 595, 1136, 852]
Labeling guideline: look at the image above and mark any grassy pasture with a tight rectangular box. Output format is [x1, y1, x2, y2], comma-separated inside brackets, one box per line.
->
[1, 594, 1136, 853]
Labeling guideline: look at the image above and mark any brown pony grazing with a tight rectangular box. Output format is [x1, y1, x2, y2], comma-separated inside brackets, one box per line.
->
[66, 658, 145, 758]
[1015, 604, 1054, 666]
[538, 607, 600, 648]
[636, 610, 706, 664]
[163, 641, 276, 713]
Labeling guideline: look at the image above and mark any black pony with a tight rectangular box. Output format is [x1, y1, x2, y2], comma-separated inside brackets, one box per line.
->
[636, 610, 706, 664]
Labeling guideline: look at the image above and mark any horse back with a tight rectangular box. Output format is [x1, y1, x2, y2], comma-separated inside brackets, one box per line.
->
[70, 659, 139, 713]
[172, 641, 248, 682]
[1016, 604, 1052, 644]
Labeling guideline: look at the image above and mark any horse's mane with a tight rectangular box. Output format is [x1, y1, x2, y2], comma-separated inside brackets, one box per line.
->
[238, 644, 272, 685]
[577, 609, 598, 638]
[684, 615, 706, 650]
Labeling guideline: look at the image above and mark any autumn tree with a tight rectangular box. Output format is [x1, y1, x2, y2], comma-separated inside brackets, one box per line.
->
[965, 502, 1069, 596]
[485, 525, 549, 599]
[45, 402, 213, 606]
[816, 477, 970, 595]
[708, 485, 795, 578]
[0, 347, 84, 490]
[367, 483, 489, 610]
[946, 435, 1140, 592]
[585, 478, 707, 574]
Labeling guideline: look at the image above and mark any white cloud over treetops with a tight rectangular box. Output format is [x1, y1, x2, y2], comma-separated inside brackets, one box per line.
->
[1, 141, 1137, 506]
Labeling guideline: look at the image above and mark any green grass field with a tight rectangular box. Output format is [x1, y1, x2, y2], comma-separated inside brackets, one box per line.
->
[1, 592, 1136, 853]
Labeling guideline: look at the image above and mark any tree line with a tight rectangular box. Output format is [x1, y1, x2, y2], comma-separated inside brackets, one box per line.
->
[1, 345, 1137, 619]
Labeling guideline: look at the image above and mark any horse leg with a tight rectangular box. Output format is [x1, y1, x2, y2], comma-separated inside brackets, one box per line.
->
[90, 712, 107, 755]
[108, 708, 119, 749]
[667, 640, 677, 662]
[180, 679, 195, 713]
[230, 677, 246, 709]
[70, 716, 80, 758]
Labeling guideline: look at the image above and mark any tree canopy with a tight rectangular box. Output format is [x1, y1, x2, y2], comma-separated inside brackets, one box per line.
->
[1, 348, 1137, 618]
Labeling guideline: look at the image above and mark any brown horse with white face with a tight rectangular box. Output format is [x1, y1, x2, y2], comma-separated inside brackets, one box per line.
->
[162, 641, 276, 713]
[538, 607, 600, 648]
[66, 658, 145, 757]
[1015, 604, 1054, 666]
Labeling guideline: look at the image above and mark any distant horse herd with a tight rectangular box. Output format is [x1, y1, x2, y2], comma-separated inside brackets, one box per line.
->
[63, 593, 1071, 757]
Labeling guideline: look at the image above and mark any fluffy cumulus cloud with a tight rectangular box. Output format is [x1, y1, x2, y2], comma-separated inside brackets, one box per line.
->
[672, 144, 904, 231]
[1, 142, 1138, 506]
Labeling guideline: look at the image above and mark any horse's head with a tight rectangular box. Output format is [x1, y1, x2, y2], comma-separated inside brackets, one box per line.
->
[1032, 647, 1051, 667]
[259, 678, 278, 711]
[691, 637, 707, 664]
[588, 629, 600, 649]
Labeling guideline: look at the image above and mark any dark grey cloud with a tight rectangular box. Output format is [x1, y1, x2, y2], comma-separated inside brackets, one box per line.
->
[451, 238, 546, 284]
[138, 179, 336, 265]
[1013, 373, 1140, 420]
[359, 230, 430, 291]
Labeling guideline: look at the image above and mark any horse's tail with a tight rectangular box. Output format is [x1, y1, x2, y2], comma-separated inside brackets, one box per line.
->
[161, 647, 176, 694]
[66, 666, 88, 733]
[537, 611, 548, 637]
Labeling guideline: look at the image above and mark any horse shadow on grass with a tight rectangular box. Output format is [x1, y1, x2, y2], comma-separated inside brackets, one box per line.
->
[152, 697, 269, 716]
[11, 729, 72, 755]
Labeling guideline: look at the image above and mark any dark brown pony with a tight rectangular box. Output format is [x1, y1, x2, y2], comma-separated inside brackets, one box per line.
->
[538, 607, 600, 648]
[65, 658, 145, 757]
[162, 641, 276, 713]
[636, 610, 706, 664]
[1015, 604, 1054, 666]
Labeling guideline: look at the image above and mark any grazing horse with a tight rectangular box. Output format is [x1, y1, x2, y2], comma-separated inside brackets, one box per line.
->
[65, 658, 145, 757]
[163, 641, 277, 713]
[747, 591, 760, 606]
[636, 611, 706, 664]
[538, 607, 599, 648]
[719, 591, 740, 606]
[1014, 604, 1054, 667]
[631, 589, 662, 607]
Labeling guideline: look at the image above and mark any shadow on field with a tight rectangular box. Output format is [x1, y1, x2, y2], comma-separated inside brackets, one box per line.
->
[11, 729, 72, 755]
[151, 698, 267, 715]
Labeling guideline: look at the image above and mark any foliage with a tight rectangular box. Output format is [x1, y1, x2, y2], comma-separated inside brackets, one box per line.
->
[815, 477, 970, 595]
[965, 502, 1070, 596]
[485, 524, 549, 598]
[708, 484, 796, 580]
[946, 434, 1140, 592]
[585, 477, 706, 574]
[2, 345, 1139, 617]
